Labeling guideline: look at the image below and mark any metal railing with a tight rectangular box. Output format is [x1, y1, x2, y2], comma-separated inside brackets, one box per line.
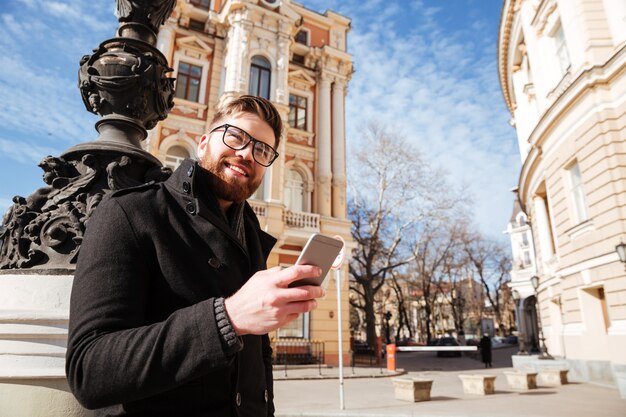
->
[271, 338, 325, 376]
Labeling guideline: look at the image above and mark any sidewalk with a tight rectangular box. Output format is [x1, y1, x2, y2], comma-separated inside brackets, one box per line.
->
[273, 350, 625, 417]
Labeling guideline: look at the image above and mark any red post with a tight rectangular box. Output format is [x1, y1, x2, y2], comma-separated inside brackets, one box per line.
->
[386, 343, 396, 371]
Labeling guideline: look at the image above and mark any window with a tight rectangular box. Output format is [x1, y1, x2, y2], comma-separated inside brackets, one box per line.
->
[553, 23, 570, 76]
[249, 56, 271, 100]
[190, 0, 211, 10]
[288, 94, 307, 130]
[295, 30, 308, 45]
[164, 145, 190, 170]
[568, 162, 588, 223]
[521, 233, 529, 247]
[523, 250, 531, 266]
[175, 62, 202, 102]
[292, 54, 305, 65]
[285, 169, 305, 212]
[189, 19, 205, 32]
[277, 313, 308, 338]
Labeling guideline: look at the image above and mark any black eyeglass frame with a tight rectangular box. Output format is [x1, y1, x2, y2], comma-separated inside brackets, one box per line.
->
[209, 123, 279, 167]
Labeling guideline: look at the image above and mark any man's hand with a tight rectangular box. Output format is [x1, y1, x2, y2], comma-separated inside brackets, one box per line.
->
[224, 265, 325, 335]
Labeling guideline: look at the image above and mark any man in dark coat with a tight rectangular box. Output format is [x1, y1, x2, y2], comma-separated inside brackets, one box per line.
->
[66, 95, 325, 416]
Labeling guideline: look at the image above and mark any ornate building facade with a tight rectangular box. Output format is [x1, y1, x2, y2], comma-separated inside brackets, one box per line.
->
[148, 0, 354, 364]
[499, 0, 626, 388]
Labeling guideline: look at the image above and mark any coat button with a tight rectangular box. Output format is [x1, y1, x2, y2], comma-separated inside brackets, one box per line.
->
[186, 202, 196, 214]
[182, 181, 191, 194]
[187, 165, 194, 177]
[235, 392, 242, 407]
[208, 257, 221, 269]
[264, 389, 269, 402]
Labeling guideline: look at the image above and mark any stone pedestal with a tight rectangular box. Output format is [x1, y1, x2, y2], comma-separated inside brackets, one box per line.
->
[538, 368, 569, 386]
[392, 378, 433, 402]
[504, 371, 537, 390]
[458, 374, 497, 395]
[0, 273, 90, 417]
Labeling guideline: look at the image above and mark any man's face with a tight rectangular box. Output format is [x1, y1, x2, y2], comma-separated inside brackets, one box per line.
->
[197, 112, 276, 206]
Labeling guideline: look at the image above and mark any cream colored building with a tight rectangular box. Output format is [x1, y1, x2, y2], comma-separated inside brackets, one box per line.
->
[148, 0, 354, 365]
[499, 0, 626, 387]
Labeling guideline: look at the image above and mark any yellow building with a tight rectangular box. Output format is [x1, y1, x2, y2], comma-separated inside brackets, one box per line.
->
[499, 0, 626, 391]
[148, 0, 354, 365]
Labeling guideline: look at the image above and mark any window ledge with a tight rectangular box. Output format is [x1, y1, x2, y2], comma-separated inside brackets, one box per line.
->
[288, 128, 314, 146]
[173, 98, 207, 118]
[566, 218, 595, 240]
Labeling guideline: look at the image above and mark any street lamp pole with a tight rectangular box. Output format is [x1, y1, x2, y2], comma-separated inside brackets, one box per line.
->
[511, 290, 527, 355]
[530, 275, 553, 360]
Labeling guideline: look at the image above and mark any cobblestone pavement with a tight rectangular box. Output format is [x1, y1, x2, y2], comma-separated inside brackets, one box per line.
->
[272, 346, 626, 417]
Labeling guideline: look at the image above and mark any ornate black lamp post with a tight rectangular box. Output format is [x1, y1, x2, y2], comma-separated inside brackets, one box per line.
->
[616, 241, 626, 271]
[530, 275, 553, 360]
[511, 289, 528, 355]
[0, 0, 176, 272]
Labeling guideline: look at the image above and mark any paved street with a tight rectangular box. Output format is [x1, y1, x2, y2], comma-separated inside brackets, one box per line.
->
[273, 347, 625, 417]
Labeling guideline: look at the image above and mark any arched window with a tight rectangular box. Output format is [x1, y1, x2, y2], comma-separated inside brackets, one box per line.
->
[249, 56, 271, 100]
[164, 145, 190, 170]
[285, 168, 305, 212]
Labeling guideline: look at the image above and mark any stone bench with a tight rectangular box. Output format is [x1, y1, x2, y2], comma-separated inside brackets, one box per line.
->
[458, 374, 497, 395]
[504, 371, 537, 390]
[392, 377, 434, 402]
[538, 368, 568, 386]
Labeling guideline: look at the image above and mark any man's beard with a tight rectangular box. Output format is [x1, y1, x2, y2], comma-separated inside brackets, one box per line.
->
[199, 155, 263, 204]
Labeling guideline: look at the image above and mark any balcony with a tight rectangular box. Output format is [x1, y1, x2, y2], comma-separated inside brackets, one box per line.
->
[283, 210, 320, 231]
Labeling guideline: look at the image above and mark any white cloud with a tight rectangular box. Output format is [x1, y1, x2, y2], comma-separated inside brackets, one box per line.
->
[335, 1, 520, 240]
[0, 137, 60, 165]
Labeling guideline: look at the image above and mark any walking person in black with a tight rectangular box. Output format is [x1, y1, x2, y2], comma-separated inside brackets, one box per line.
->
[479, 333, 493, 368]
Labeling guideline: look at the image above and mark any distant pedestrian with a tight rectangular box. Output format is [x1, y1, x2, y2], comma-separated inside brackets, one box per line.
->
[479, 333, 492, 368]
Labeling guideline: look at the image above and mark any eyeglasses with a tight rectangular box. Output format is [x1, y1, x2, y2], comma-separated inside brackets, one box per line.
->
[209, 124, 279, 167]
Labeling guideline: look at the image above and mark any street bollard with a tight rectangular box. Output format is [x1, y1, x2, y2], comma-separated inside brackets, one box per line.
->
[386, 343, 396, 372]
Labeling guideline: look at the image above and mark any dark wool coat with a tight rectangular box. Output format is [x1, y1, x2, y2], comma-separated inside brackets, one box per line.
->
[66, 159, 277, 417]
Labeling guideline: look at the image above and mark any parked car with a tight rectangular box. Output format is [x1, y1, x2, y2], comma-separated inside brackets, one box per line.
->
[436, 337, 462, 357]
[504, 335, 519, 345]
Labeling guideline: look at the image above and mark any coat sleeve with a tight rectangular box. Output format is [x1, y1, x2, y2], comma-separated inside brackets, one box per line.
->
[262, 334, 275, 416]
[65, 198, 231, 409]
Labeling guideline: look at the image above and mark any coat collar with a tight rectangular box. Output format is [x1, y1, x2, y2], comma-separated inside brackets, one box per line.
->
[164, 158, 276, 259]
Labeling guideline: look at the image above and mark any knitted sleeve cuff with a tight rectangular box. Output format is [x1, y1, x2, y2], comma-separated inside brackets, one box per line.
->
[214, 297, 244, 356]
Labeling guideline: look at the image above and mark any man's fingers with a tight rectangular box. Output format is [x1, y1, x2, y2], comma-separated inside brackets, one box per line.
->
[274, 264, 322, 287]
[268, 285, 324, 306]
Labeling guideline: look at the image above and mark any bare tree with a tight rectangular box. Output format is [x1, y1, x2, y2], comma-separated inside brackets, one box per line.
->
[348, 123, 441, 348]
[462, 231, 512, 336]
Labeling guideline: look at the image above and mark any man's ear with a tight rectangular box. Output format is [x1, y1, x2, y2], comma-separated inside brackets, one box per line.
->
[197, 134, 208, 158]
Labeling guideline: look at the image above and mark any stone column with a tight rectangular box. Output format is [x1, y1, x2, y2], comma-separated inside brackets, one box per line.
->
[532, 195, 554, 263]
[222, 9, 252, 102]
[331, 78, 347, 218]
[316, 72, 332, 217]
[275, 20, 292, 106]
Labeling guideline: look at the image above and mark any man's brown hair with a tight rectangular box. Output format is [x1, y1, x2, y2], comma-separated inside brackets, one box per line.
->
[210, 95, 283, 147]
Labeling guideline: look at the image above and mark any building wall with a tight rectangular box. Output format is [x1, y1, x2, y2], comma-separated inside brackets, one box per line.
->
[499, 0, 626, 383]
[149, 0, 354, 365]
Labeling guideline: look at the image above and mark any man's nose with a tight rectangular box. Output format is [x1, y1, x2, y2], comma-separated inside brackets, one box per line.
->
[234, 142, 255, 162]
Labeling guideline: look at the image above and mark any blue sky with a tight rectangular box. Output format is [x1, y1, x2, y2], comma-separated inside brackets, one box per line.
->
[0, 0, 519, 242]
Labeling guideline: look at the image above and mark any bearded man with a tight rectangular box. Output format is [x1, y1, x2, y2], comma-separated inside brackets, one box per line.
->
[66, 95, 324, 416]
